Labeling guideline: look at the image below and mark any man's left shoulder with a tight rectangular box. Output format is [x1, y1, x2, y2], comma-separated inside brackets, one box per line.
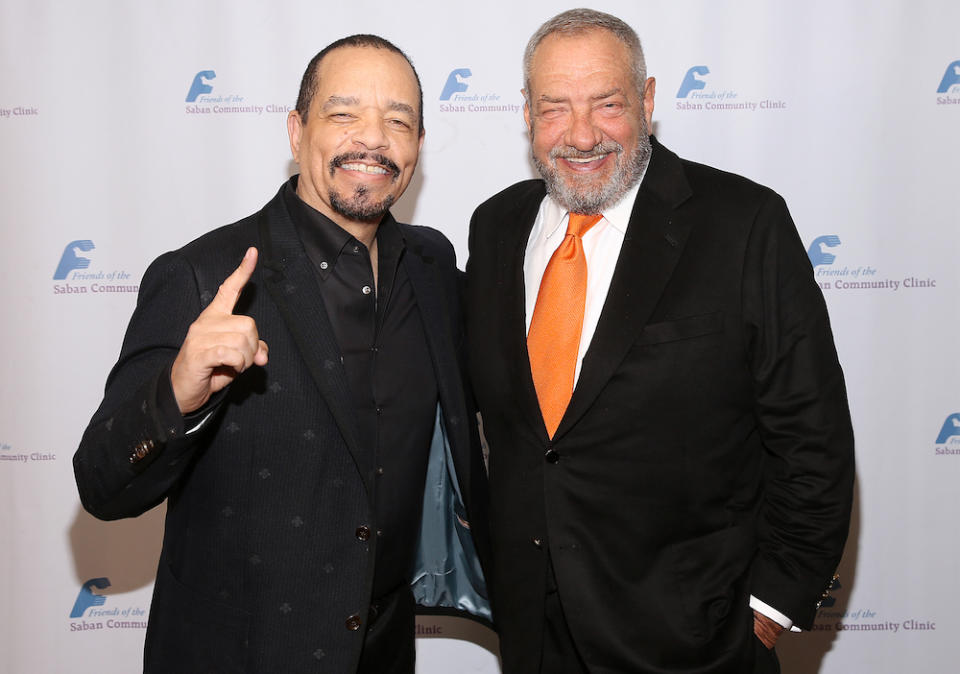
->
[679, 155, 782, 208]
[400, 222, 457, 268]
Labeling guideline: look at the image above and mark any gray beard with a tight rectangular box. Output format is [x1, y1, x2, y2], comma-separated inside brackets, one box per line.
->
[533, 125, 652, 214]
[329, 185, 395, 222]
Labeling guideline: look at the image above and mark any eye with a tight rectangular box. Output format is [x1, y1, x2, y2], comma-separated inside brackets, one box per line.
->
[386, 118, 412, 129]
[597, 100, 625, 116]
[539, 106, 565, 120]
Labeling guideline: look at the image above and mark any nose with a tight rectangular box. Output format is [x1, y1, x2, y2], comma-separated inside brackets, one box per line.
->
[564, 109, 602, 152]
[351, 116, 389, 151]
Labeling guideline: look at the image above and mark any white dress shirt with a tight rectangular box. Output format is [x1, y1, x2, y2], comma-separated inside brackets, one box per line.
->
[523, 180, 642, 385]
[522, 176, 796, 632]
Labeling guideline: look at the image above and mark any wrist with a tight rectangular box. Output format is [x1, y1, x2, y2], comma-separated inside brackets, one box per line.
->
[753, 609, 785, 649]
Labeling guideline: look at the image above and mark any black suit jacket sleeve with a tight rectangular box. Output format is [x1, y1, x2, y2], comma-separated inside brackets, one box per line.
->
[742, 191, 855, 629]
[74, 250, 221, 520]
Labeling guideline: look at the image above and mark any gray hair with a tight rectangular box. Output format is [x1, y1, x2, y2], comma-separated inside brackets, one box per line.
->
[522, 8, 646, 100]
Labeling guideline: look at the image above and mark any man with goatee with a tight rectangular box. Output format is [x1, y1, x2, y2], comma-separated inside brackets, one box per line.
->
[75, 34, 490, 674]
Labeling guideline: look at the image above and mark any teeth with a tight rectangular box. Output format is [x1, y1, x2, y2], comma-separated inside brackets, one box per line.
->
[341, 163, 389, 174]
[565, 155, 605, 163]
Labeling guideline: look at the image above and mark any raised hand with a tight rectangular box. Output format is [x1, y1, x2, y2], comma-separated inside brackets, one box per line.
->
[170, 247, 269, 414]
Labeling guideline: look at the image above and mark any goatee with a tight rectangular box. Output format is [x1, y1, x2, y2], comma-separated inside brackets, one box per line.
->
[327, 152, 400, 222]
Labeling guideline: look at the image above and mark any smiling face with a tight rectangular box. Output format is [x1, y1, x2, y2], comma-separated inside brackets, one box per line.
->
[524, 29, 655, 214]
[287, 45, 424, 227]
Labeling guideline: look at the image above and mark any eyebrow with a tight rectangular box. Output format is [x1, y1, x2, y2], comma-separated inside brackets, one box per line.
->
[387, 101, 417, 118]
[591, 88, 624, 101]
[322, 95, 359, 110]
[321, 96, 416, 118]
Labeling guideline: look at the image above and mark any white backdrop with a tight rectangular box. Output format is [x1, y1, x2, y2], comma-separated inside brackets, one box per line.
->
[2, 1, 959, 672]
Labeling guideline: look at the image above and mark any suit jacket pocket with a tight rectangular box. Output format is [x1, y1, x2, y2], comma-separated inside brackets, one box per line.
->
[145, 559, 250, 673]
[671, 523, 754, 646]
[634, 311, 724, 347]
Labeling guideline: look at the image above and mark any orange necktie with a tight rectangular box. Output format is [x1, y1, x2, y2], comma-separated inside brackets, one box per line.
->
[527, 213, 603, 438]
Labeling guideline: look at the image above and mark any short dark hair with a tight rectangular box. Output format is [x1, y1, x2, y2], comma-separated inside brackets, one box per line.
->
[295, 34, 424, 133]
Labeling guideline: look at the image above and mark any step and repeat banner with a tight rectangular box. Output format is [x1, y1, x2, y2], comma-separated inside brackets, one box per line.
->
[1, 1, 958, 672]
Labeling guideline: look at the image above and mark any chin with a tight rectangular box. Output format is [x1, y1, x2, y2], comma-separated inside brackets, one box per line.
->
[563, 175, 607, 195]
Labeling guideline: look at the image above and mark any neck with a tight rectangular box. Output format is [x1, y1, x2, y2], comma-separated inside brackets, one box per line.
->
[336, 218, 380, 250]
[295, 181, 383, 249]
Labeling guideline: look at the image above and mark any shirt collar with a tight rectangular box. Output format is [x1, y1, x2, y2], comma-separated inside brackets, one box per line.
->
[541, 164, 647, 240]
[283, 175, 404, 279]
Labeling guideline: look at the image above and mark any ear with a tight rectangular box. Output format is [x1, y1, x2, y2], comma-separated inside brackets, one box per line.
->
[418, 126, 425, 152]
[642, 77, 656, 129]
[522, 89, 532, 136]
[287, 111, 303, 163]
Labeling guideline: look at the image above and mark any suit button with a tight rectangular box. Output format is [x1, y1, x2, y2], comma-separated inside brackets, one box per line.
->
[544, 448, 560, 464]
[532, 537, 543, 548]
[345, 614, 362, 631]
[355, 526, 371, 541]
[129, 439, 155, 464]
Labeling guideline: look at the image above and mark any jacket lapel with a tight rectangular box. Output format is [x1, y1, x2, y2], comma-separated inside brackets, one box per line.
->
[497, 183, 551, 439]
[555, 139, 694, 438]
[401, 232, 468, 465]
[256, 193, 373, 497]
[400, 231, 450, 389]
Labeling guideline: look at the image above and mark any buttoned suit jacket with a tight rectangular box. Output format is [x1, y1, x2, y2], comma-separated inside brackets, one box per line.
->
[466, 138, 854, 673]
[74, 184, 491, 673]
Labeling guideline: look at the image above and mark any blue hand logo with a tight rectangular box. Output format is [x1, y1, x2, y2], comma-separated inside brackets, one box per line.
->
[936, 61, 960, 93]
[53, 239, 95, 280]
[936, 414, 960, 444]
[186, 70, 216, 103]
[806, 235, 841, 267]
[440, 68, 472, 101]
[70, 577, 111, 618]
[677, 66, 710, 98]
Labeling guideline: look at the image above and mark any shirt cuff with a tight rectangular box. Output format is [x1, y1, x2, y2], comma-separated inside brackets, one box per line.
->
[184, 409, 215, 434]
[158, 362, 223, 436]
[750, 595, 801, 632]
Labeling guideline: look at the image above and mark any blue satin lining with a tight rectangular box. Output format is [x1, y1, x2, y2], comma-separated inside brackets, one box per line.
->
[411, 405, 491, 621]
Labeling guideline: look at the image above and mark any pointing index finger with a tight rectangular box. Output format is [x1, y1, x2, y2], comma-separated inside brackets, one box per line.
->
[209, 247, 258, 314]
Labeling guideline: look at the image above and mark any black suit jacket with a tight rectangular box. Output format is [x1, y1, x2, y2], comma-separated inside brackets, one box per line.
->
[74, 185, 491, 673]
[466, 138, 854, 673]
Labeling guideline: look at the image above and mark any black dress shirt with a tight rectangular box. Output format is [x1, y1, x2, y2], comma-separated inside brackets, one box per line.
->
[283, 178, 437, 599]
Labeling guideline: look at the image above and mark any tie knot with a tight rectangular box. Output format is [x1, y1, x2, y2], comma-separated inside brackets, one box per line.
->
[566, 213, 603, 238]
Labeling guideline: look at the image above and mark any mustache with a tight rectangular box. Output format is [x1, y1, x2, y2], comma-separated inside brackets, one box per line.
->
[549, 141, 623, 160]
[329, 152, 400, 177]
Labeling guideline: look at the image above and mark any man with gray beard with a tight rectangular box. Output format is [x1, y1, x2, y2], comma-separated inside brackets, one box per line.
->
[465, 8, 854, 673]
